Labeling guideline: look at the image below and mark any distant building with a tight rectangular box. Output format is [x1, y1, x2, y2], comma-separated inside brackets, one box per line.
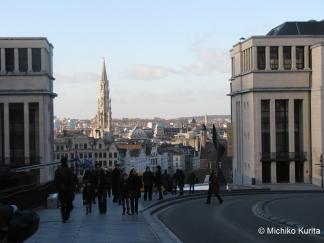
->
[0, 38, 55, 183]
[230, 20, 324, 186]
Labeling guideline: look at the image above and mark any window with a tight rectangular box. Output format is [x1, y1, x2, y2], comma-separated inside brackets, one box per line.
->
[257, 47, 266, 70]
[275, 100, 289, 153]
[56, 154, 60, 160]
[109, 160, 112, 167]
[61, 145, 64, 151]
[99, 143, 102, 149]
[99, 152, 102, 158]
[294, 99, 304, 182]
[9, 103, 24, 164]
[84, 143, 87, 149]
[32, 48, 41, 72]
[80, 153, 83, 159]
[103, 152, 106, 158]
[18, 48, 28, 72]
[231, 57, 235, 76]
[114, 152, 117, 158]
[70, 153, 74, 159]
[75, 144, 78, 149]
[283, 46, 291, 70]
[270, 46, 278, 70]
[296, 46, 304, 69]
[5, 48, 14, 72]
[95, 153, 98, 158]
[109, 152, 112, 158]
[261, 100, 271, 183]
[56, 145, 60, 151]
[88, 153, 92, 158]
[29, 103, 39, 164]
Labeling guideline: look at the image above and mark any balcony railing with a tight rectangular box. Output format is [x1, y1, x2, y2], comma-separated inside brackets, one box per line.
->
[260, 152, 307, 162]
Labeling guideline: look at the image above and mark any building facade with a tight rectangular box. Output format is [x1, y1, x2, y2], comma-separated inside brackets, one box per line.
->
[230, 21, 324, 186]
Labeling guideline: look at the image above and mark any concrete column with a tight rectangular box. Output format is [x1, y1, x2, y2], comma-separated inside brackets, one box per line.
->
[252, 46, 258, 71]
[14, 48, 19, 72]
[291, 46, 296, 70]
[278, 46, 284, 70]
[3, 103, 10, 165]
[249, 48, 252, 71]
[24, 102, 30, 164]
[27, 48, 32, 72]
[265, 46, 270, 71]
[0, 49, 5, 73]
[304, 46, 309, 70]
[270, 99, 276, 183]
[41, 48, 46, 72]
[288, 99, 295, 183]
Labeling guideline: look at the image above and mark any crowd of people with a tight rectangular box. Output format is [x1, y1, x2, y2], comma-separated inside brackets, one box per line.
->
[54, 157, 201, 223]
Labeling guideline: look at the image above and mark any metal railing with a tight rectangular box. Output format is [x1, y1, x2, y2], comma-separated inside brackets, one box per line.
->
[260, 152, 307, 162]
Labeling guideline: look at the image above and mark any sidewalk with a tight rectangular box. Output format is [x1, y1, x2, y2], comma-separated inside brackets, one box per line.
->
[25, 194, 160, 243]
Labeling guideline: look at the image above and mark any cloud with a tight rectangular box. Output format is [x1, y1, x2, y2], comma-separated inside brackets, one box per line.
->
[55, 72, 100, 86]
[182, 47, 230, 75]
[124, 64, 178, 81]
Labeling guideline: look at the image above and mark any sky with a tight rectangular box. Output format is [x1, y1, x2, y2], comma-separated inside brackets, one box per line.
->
[1, 0, 324, 119]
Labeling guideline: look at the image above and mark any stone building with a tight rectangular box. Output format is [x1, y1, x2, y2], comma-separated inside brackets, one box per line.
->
[0, 37, 55, 183]
[230, 20, 324, 186]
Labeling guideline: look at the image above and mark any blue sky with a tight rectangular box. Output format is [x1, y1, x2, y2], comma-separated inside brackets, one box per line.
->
[1, 0, 324, 119]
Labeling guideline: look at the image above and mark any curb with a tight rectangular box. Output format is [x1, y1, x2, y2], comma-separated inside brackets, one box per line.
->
[251, 195, 324, 238]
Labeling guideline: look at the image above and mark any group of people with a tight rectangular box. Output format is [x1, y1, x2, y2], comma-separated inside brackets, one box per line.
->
[54, 157, 223, 223]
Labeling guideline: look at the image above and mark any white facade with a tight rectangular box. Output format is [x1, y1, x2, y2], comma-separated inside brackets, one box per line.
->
[0, 38, 55, 183]
[230, 22, 324, 186]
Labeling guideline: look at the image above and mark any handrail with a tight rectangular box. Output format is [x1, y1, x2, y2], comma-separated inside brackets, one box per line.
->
[10, 161, 61, 173]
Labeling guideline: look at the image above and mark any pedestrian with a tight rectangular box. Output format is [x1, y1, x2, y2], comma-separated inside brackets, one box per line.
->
[206, 170, 223, 204]
[172, 172, 178, 195]
[128, 169, 142, 215]
[162, 170, 169, 195]
[106, 169, 112, 198]
[91, 164, 100, 204]
[54, 157, 75, 223]
[177, 169, 185, 195]
[97, 167, 109, 214]
[143, 167, 154, 201]
[155, 166, 163, 200]
[120, 173, 130, 215]
[111, 164, 121, 203]
[82, 181, 93, 215]
[188, 171, 197, 194]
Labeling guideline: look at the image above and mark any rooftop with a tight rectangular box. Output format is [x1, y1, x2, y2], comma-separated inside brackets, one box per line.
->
[267, 20, 324, 36]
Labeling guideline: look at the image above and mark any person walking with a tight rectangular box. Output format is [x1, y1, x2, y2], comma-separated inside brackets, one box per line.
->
[155, 166, 163, 200]
[162, 170, 169, 195]
[97, 167, 109, 214]
[171, 171, 178, 195]
[128, 169, 142, 215]
[54, 157, 75, 223]
[188, 171, 197, 194]
[143, 167, 154, 201]
[111, 164, 121, 203]
[82, 181, 93, 215]
[177, 169, 185, 195]
[120, 173, 130, 215]
[206, 170, 223, 204]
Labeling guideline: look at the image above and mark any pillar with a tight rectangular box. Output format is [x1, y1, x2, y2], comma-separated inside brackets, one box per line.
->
[27, 48, 32, 72]
[0, 48, 5, 73]
[291, 46, 296, 70]
[252, 46, 258, 71]
[265, 46, 270, 71]
[14, 48, 19, 72]
[304, 46, 309, 70]
[278, 46, 283, 70]
[24, 102, 30, 164]
[41, 48, 46, 72]
[270, 99, 276, 183]
[3, 103, 10, 165]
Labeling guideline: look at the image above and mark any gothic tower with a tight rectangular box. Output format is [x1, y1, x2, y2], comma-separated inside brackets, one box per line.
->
[96, 59, 112, 137]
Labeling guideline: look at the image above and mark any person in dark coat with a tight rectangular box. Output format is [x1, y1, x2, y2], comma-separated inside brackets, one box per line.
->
[96, 168, 109, 214]
[206, 170, 223, 204]
[143, 167, 154, 201]
[82, 181, 93, 215]
[106, 169, 112, 198]
[172, 171, 178, 195]
[111, 164, 121, 203]
[128, 169, 142, 214]
[154, 166, 163, 200]
[54, 157, 75, 223]
[188, 172, 197, 194]
[177, 169, 185, 195]
[162, 170, 169, 195]
[120, 173, 130, 215]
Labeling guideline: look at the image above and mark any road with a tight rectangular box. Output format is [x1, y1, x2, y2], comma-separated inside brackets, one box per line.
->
[158, 193, 324, 243]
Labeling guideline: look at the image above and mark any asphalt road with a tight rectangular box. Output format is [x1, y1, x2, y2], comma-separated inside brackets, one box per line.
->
[158, 193, 324, 243]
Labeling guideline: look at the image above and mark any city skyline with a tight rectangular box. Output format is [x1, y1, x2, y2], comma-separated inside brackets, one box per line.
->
[1, 0, 324, 119]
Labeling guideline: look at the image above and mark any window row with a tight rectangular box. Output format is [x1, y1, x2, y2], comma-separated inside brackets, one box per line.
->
[257, 46, 307, 70]
[0, 48, 41, 72]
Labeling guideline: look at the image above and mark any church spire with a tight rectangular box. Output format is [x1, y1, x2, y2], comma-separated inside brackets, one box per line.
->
[96, 58, 112, 137]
